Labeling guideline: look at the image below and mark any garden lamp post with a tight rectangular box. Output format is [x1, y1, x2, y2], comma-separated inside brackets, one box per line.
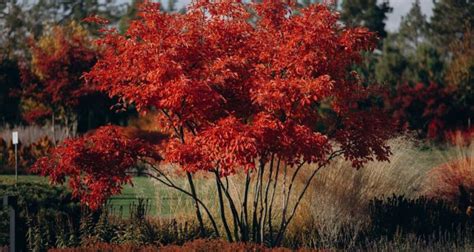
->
[12, 131, 18, 185]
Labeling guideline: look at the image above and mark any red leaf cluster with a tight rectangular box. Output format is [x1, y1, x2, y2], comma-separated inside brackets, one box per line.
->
[21, 107, 52, 124]
[32, 126, 161, 210]
[390, 82, 452, 139]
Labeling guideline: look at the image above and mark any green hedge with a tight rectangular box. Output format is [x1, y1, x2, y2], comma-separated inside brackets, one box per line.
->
[0, 182, 82, 251]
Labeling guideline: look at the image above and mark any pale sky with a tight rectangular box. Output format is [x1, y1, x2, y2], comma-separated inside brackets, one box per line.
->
[385, 0, 434, 32]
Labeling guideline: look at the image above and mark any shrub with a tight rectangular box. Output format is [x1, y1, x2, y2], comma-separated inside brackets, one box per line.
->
[389, 81, 473, 140]
[423, 133, 473, 214]
[0, 183, 82, 251]
[0, 182, 210, 251]
[368, 195, 471, 240]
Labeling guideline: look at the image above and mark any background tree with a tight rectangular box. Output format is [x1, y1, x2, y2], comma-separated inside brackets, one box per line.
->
[339, 0, 392, 82]
[430, 0, 474, 55]
[0, 57, 21, 125]
[375, 34, 409, 86]
[444, 28, 474, 128]
[396, 0, 428, 55]
[340, 0, 392, 40]
[19, 22, 98, 139]
[0, 0, 128, 58]
[375, 0, 442, 87]
[19, 22, 133, 137]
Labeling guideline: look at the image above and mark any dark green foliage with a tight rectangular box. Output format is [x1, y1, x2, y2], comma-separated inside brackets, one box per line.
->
[368, 195, 473, 240]
[0, 183, 209, 251]
[397, 0, 429, 55]
[339, 0, 392, 83]
[430, 0, 474, 54]
[0, 183, 82, 251]
[375, 36, 410, 86]
[375, 1, 445, 87]
[0, 58, 21, 125]
[340, 0, 392, 40]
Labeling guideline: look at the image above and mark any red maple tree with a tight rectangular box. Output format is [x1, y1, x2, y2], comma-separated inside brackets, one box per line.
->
[35, 0, 393, 245]
[19, 22, 98, 136]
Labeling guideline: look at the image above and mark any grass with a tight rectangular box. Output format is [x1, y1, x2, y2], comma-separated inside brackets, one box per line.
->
[0, 174, 202, 218]
[0, 175, 165, 216]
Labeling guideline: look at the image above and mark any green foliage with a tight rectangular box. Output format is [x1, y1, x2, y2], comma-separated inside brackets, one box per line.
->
[0, 57, 21, 125]
[377, 42, 444, 86]
[430, 0, 474, 54]
[368, 195, 473, 240]
[375, 35, 410, 86]
[0, 182, 82, 251]
[397, 0, 429, 55]
[375, 1, 444, 87]
[340, 0, 392, 40]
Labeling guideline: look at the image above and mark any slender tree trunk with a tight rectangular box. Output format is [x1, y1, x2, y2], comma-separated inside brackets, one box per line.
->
[219, 176, 242, 241]
[215, 170, 234, 241]
[65, 114, 70, 138]
[241, 171, 251, 241]
[268, 157, 281, 245]
[260, 155, 274, 243]
[51, 113, 56, 146]
[252, 160, 264, 242]
[186, 172, 206, 236]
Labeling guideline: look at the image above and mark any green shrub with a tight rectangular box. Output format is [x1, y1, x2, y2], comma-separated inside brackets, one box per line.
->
[0, 182, 82, 251]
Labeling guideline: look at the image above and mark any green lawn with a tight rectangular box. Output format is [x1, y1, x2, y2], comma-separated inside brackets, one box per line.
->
[0, 175, 194, 217]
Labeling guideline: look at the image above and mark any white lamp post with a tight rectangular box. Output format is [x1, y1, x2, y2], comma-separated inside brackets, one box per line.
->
[12, 131, 18, 185]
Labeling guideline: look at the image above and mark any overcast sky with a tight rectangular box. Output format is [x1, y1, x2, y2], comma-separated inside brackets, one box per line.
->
[385, 0, 434, 32]
[124, 0, 435, 32]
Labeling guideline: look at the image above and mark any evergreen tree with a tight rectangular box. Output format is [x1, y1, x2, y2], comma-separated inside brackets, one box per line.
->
[375, 1, 443, 86]
[0, 57, 21, 125]
[375, 34, 410, 86]
[397, 0, 429, 55]
[340, 0, 392, 39]
[430, 0, 474, 54]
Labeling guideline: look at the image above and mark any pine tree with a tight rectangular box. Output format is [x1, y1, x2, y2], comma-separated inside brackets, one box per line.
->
[430, 0, 474, 54]
[397, 0, 429, 55]
[375, 34, 410, 86]
[340, 0, 392, 39]
[375, 0, 443, 86]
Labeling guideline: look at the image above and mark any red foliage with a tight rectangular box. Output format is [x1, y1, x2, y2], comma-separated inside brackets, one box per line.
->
[32, 126, 161, 210]
[389, 82, 452, 139]
[21, 107, 52, 124]
[425, 157, 474, 204]
[19, 23, 98, 123]
[445, 128, 474, 146]
[48, 239, 303, 252]
[36, 1, 393, 208]
[389, 82, 473, 140]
